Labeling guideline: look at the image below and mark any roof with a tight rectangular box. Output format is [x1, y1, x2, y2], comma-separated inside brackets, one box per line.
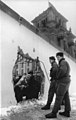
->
[17, 46, 34, 60]
[32, 2, 68, 24]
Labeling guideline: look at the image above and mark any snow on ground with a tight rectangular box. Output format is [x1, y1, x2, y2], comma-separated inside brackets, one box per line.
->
[0, 98, 46, 116]
[70, 94, 76, 110]
[0, 96, 76, 120]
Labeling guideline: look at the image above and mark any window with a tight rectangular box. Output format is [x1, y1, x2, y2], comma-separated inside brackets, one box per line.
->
[57, 37, 61, 47]
[48, 11, 55, 21]
[62, 22, 66, 28]
[21, 69, 24, 75]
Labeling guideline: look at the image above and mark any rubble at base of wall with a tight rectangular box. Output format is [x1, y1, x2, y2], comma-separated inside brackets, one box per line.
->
[0, 96, 76, 120]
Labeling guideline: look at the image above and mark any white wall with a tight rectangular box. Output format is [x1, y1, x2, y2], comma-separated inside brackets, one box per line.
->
[1, 11, 76, 107]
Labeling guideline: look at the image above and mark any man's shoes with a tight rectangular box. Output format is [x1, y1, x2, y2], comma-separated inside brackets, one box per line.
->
[41, 105, 50, 110]
[45, 112, 57, 118]
[59, 111, 70, 117]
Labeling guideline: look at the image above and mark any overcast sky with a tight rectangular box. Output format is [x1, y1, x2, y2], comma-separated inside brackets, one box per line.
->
[2, 0, 76, 40]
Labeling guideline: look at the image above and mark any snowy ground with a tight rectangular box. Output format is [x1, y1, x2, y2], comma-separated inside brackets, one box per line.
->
[0, 96, 76, 120]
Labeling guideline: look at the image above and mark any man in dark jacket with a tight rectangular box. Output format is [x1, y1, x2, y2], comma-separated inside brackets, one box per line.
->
[45, 52, 71, 119]
[41, 56, 58, 110]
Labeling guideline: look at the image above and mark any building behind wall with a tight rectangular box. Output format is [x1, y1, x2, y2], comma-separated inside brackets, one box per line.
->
[13, 46, 34, 76]
[32, 2, 76, 59]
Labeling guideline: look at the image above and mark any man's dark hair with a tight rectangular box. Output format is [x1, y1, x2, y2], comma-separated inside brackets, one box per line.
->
[56, 52, 64, 57]
[49, 56, 55, 61]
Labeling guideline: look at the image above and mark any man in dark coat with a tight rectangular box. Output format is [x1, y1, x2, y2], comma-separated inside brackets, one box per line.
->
[41, 56, 58, 110]
[45, 52, 71, 119]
